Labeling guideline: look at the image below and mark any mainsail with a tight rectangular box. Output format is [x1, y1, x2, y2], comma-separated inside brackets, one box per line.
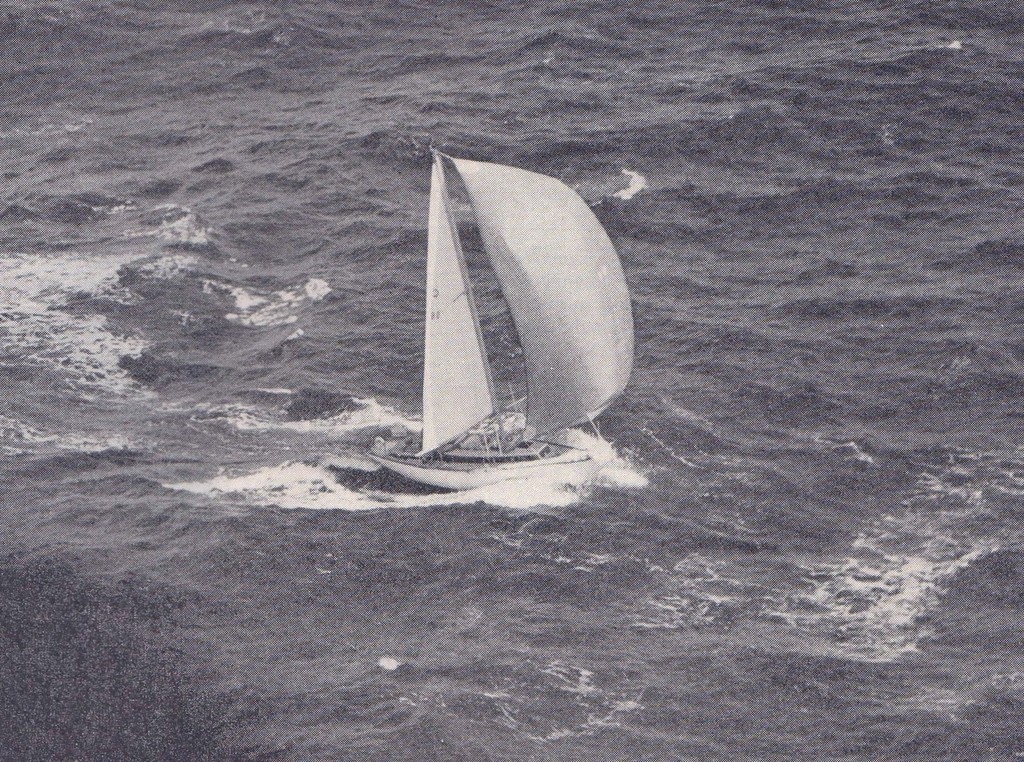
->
[419, 156, 495, 454]
[448, 156, 634, 436]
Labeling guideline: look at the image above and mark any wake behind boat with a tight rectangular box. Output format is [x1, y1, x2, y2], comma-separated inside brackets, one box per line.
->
[368, 151, 633, 490]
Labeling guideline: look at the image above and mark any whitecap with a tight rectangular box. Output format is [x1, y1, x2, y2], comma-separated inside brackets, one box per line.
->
[565, 429, 649, 488]
[631, 554, 760, 630]
[191, 396, 421, 436]
[540, 662, 599, 695]
[5, 116, 94, 138]
[203, 277, 330, 327]
[0, 251, 149, 396]
[133, 253, 197, 280]
[303, 278, 331, 301]
[764, 451, 1017, 661]
[770, 538, 992, 661]
[484, 660, 642, 742]
[774, 540, 991, 659]
[150, 205, 211, 246]
[810, 434, 876, 464]
[0, 414, 133, 453]
[613, 168, 648, 200]
[300, 396, 420, 435]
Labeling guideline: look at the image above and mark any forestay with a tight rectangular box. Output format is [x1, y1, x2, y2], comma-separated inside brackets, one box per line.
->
[449, 156, 633, 436]
[419, 157, 496, 454]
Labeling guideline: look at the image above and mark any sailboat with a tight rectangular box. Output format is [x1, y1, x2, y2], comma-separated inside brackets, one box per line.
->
[368, 150, 633, 490]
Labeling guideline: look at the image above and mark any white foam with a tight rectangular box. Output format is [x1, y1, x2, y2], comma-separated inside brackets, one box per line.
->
[638, 424, 703, 468]
[0, 414, 132, 452]
[566, 429, 649, 488]
[188, 403, 273, 431]
[163, 430, 645, 511]
[163, 459, 584, 511]
[766, 452, 1014, 661]
[623, 447, 1021, 659]
[378, 657, 403, 671]
[632, 554, 758, 630]
[3, 249, 133, 297]
[80, 199, 136, 217]
[810, 434, 876, 464]
[613, 168, 648, 200]
[917, 470, 984, 505]
[319, 453, 380, 472]
[992, 672, 1024, 693]
[540, 662, 599, 695]
[490, 661, 642, 743]
[149, 205, 211, 246]
[300, 396, 420, 435]
[0, 251, 149, 396]
[62, 117, 93, 133]
[171, 405, 645, 510]
[4, 116, 94, 138]
[838, 441, 875, 464]
[192, 397, 421, 436]
[303, 278, 331, 300]
[134, 253, 197, 280]
[946, 40, 963, 50]
[772, 539, 991, 661]
[203, 277, 330, 327]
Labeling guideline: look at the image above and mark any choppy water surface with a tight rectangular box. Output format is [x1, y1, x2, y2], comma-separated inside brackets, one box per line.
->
[2, 1, 1024, 759]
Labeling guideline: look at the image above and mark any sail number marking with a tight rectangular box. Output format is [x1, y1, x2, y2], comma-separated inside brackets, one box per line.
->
[430, 287, 441, 320]
[430, 287, 470, 320]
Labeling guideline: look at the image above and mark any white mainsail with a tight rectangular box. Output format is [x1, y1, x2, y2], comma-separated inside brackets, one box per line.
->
[418, 156, 496, 454]
[448, 156, 634, 436]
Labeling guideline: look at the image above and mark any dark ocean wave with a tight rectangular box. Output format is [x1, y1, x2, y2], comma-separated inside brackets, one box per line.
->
[931, 238, 1024, 271]
[513, 27, 645, 58]
[902, 0, 1024, 31]
[0, 556, 260, 760]
[774, 295, 969, 321]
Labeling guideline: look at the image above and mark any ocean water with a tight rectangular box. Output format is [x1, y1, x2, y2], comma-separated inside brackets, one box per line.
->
[2, 1, 1024, 759]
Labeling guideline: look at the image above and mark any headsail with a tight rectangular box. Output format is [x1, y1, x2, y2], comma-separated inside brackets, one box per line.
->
[448, 156, 633, 436]
[419, 155, 496, 454]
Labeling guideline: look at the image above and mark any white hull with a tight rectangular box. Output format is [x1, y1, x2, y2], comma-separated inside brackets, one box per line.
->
[367, 449, 600, 490]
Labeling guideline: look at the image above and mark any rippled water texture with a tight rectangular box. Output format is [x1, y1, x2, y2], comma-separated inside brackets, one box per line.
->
[2, 1, 1024, 759]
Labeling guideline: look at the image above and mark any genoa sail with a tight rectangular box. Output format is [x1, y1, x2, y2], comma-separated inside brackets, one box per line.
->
[448, 156, 634, 436]
[419, 156, 496, 454]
